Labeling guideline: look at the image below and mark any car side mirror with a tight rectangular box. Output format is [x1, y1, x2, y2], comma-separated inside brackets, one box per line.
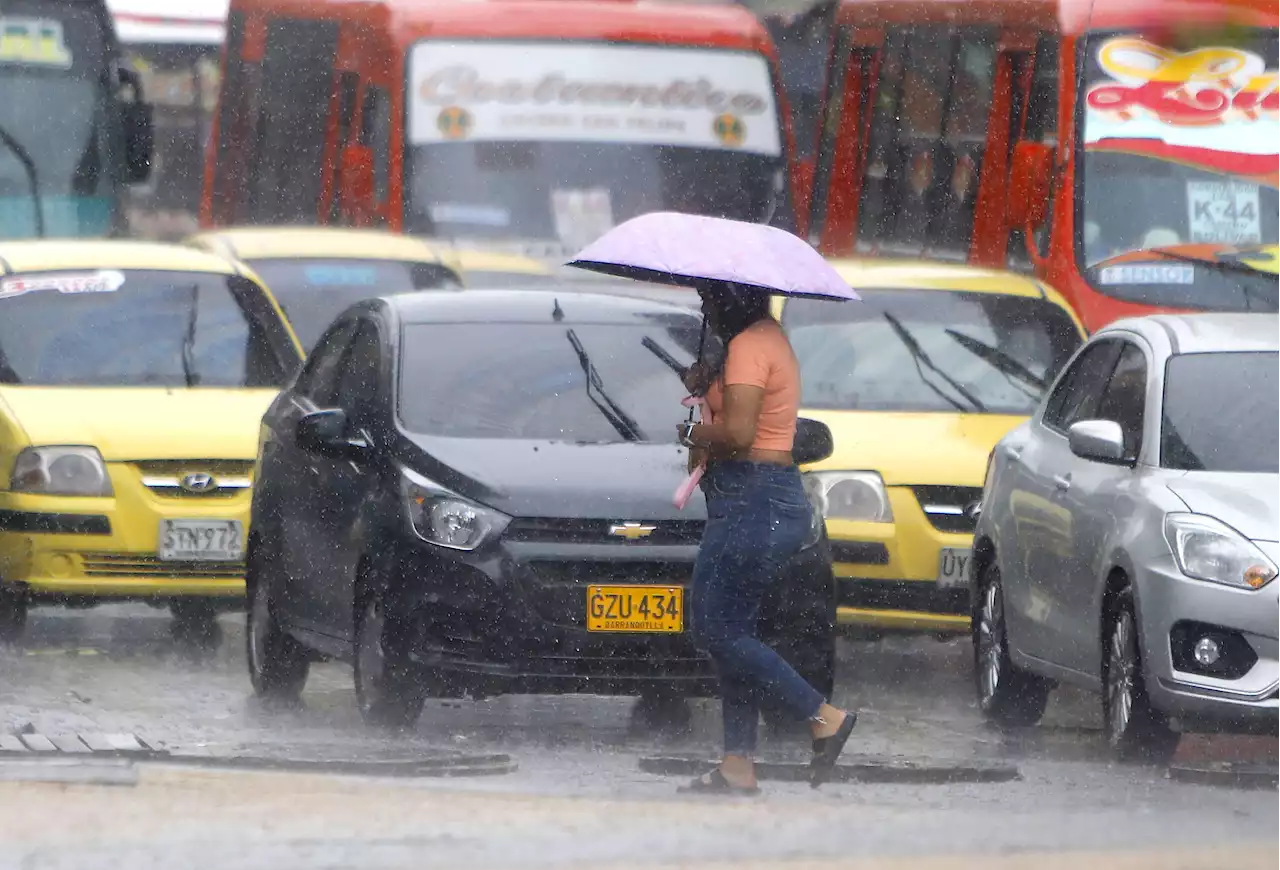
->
[1067, 419, 1129, 465]
[794, 417, 834, 466]
[296, 409, 368, 459]
[1008, 141, 1053, 231]
[117, 67, 153, 184]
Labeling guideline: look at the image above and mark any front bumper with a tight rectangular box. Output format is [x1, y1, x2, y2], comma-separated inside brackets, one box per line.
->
[388, 524, 835, 698]
[1136, 553, 1279, 734]
[0, 481, 249, 602]
[827, 484, 979, 633]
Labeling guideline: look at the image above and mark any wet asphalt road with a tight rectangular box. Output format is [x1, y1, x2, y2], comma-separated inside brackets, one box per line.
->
[0, 604, 1275, 869]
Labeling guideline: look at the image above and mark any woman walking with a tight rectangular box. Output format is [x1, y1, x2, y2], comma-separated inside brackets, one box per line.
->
[678, 282, 856, 795]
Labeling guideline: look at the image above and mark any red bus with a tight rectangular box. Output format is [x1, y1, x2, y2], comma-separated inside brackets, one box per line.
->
[201, 0, 800, 253]
[803, 0, 1277, 331]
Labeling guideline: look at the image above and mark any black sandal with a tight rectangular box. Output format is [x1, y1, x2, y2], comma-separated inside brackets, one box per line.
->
[809, 712, 857, 789]
[677, 768, 762, 796]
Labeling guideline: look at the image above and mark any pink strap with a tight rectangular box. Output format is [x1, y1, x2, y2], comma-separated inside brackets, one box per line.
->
[673, 463, 705, 510]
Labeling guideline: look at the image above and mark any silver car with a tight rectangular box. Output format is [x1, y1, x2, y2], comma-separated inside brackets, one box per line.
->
[970, 312, 1278, 760]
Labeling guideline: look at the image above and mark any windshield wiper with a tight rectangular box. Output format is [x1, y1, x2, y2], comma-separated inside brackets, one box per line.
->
[181, 284, 200, 387]
[641, 335, 688, 378]
[943, 329, 1047, 391]
[0, 124, 44, 238]
[883, 312, 987, 413]
[1137, 248, 1278, 310]
[565, 328, 644, 442]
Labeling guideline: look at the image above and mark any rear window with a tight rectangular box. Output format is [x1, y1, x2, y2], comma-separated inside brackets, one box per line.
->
[781, 289, 1082, 415]
[0, 269, 298, 387]
[247, 258, 459, 350]
[1161, 351, 1278, 473]
[397, 318, 702, 442]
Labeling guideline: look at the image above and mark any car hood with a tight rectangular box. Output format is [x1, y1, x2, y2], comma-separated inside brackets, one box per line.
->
[408, 436, 703, 520]
[1166, 473, 1280, 543]
[795, 409, 1028, 487]
[0, 387, 279, 461]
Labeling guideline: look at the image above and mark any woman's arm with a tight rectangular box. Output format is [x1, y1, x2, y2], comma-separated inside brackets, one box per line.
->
[682, 384, 764, 455]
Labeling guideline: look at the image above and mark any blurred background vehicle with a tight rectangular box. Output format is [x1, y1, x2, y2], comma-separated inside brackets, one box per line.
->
[776, 258, 1085, 635]
[972, 312, 1278, 760]
[451, 248, 556, 288]
[187, 226, 463, 352]
[245, 289, 837, 729]
[0, 240, 302, 644]
[199, 0, 799, 255]
[0, 0, 154, 239]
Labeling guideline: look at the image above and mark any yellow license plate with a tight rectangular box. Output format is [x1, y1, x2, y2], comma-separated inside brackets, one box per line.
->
[586, 585, 684, 633]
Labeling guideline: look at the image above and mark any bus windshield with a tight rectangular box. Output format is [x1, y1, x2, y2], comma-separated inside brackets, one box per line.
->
[1077, 29, 1279, 311]
[0, 1, 116, 238]
[403, 41, 787, 248]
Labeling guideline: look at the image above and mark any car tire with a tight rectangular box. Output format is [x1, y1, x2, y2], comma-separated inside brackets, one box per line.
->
[354, 586, 425, 730]
[973, 563, 1052, 728]
[245, 540, 309, 701]
[1103, 592, 1180, 764]
[0, 582, 28, 644]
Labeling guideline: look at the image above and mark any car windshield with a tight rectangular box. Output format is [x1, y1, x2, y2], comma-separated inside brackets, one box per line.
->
[0, 0, 116, 238]
[782, 289, 1082, 414]
[1077, 29, 1279, 310]
[246, 258, 458, 351]
[1160, 351, 1278, 473]
[403, 40, 787, 247]
[397, 318, 702, 441]
[0, 269, 297, 387]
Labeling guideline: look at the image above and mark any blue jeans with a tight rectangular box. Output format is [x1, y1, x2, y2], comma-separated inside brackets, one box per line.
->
[691, 460, 825, 756]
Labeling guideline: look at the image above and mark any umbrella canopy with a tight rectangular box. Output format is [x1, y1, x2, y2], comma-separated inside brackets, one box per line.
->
[566, 212, 859, 301]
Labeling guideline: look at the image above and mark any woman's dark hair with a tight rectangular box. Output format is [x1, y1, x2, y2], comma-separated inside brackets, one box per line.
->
[702, 282, 772, 343]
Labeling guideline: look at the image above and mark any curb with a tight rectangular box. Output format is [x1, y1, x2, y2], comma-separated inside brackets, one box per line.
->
[1168, 761, 1278, 790]
[1, 732, 517, 779]
[639, 754, 1020, 785]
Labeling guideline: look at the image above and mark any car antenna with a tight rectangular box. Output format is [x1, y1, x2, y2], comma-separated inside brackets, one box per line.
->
[552, 297, 565, 322]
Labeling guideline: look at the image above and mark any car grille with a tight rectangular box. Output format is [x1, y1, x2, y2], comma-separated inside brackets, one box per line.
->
[132, 460, 254, 499]
[80, 553, 245, 578]
[504, 517, 703, 545]
[528, 559, 692, 587]
[910, 486, 983, 534]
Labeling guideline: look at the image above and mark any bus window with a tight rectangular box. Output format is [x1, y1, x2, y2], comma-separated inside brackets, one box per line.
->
[1008, 37, 1058, 269]
[857, 28, 998, 259]
[325, 71, 359, 224]
[360, 85, 391, 208]
[248, 18, 338, 224]
[807, 25, 858, 241]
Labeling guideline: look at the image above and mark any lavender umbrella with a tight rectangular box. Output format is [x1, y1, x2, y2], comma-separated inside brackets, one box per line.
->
[566, 212, 860, 301]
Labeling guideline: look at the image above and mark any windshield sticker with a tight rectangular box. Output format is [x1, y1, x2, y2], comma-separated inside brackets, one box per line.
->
[1186, 180, 1262, 244]
[0, 18, 73, 68]
[551, 189, 615, 251]
[1098, 264, 1195, 285]
[408, 42, 781, 156]
[302, 265, 379, 287]
[428, 203, 511, 227]
[1084, 37, 1278, 160]
[0, 270, 125, 300]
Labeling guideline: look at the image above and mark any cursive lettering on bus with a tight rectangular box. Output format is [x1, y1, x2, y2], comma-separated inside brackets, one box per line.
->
[419, 65, 769, 115]
[1086, 37, 1278, 127]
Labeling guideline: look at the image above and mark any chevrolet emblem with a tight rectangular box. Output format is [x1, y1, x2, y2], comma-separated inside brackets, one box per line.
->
[609, 522, 656, 540]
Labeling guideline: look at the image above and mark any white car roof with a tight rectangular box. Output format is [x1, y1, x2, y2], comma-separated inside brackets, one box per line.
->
[1101, 313, 1279, 355]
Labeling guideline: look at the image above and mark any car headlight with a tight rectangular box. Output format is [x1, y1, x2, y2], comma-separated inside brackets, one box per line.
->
[9, 447, 113, 496]
[401, 468, 508, 551]
[1164, 513, 1276, 590]
[803, 471, 894, 523]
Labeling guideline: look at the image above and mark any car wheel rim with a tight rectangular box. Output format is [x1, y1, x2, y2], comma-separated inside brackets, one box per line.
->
[978, 580, 1003, 707]
[249, 581, 271, 677]
[1108, 610, 1136, 743]
[357, 600, 386, 714]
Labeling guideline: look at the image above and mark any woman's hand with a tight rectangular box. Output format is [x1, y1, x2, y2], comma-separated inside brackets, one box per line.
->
[687, 445, 708, 474]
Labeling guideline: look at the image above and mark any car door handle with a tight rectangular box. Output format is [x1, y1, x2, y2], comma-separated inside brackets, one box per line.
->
[1053, 474, 1072, 491]
[1003, 445, 1024, 461]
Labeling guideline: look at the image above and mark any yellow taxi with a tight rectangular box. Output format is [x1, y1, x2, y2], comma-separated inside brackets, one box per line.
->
[452, 247, 556, 288]
[0, 241, 303, 642]
[776, 259, 1087, 634]
[187, 227, 464, 352]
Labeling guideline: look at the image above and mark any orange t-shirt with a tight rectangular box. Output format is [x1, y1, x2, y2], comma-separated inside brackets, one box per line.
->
[704, 320, 801, 453]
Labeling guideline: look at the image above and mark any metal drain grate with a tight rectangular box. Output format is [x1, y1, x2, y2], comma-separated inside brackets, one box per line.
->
[1, 732, 161, 755]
